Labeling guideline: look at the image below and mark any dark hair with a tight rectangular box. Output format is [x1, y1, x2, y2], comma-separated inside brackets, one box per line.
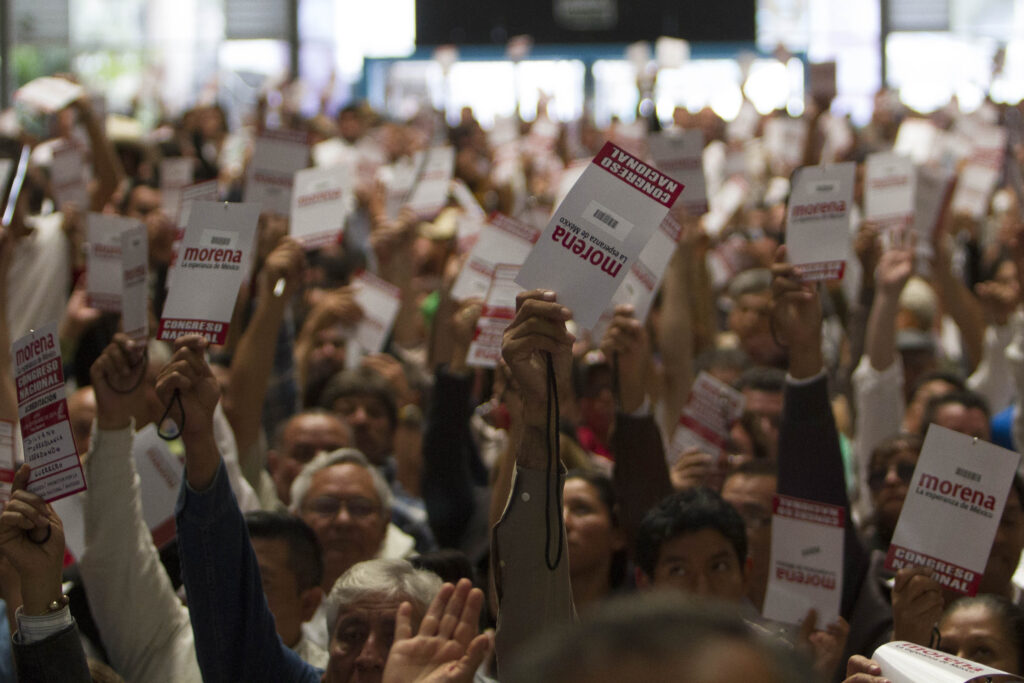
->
[920, 390, 991, 437]
[319, 366, 398, 428]
[726, 459, 778, 480]
[507, 593, 815, 683]
[908, 370, 966, 403]
[694, 348, 752, 378]
[410, 550, 477, 586]
[245, 511, 323, 591]
[271, 408, 346, 450]
[942, 594, 1024, 673]
[566, 469, 628, 589]
[868, 433, 923, 473]
[635, 488, 747, 578]
[735, 366, 785, 394]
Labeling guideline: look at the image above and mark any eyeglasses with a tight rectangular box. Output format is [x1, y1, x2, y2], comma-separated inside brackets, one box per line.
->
[868, 462, 916, 492]
[302, 496, 380, 520]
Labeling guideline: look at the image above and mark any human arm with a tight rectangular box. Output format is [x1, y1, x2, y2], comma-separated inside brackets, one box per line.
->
[422, 300, 483, 548]
[2, 466, 90, 683]
[69, 95, 124, 213]
[382, 579, 491, 683]
[602, 305, 673, 547]
[166, 336, 319, 683]
[78, 334, 202, 682]
[491, 291, 576, 673]
[966, 277, 1018, 413]
[772, 247, 869, 618]
[223, 237, 304, 481]
[656, 221, 696, 435]
[931, 211, 986, 373]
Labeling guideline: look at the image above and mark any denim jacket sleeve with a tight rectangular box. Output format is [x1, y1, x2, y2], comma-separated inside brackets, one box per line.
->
[175, 460, 322, 683]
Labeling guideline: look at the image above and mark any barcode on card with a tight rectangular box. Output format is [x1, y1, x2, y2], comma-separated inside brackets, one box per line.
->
[584, 200, 635, 240]
[593, 208, 619, 230]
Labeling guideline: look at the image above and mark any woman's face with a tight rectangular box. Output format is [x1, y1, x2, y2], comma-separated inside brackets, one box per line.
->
[938, 603, 1020, 674]
[563, 478, 624, 579]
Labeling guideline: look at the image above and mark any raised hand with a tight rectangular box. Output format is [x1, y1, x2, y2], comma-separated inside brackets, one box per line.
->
[770, 246, 822, 378]
[90, 333, 148, 430]
[891, 566, 944, 646]
[501, 290, 574, 429]
[382, 579, 491, 683]
[599, 304, 650, 413]
[842, 655, 891, 683]
[0, 465, 66, 615]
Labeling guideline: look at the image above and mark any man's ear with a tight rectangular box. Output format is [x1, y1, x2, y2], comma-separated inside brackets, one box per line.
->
[635, 566, 651, 589]
[299, 586, 324, 624]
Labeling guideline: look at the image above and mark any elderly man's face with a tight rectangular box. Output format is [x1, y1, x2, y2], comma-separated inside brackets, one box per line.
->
[298, 464, 388, 589]
[323, 595, 422, 683]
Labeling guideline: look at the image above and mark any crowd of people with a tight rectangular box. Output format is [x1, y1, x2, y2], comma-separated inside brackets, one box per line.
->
[0, 62, 1022, 683]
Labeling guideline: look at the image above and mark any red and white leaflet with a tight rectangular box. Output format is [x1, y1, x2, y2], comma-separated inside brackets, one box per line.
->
[86, 214, 142, 312]
[451, 213, 540, 301]
[865, 152, 915, 232]
[158, 201, 261, 344]
[0, 421, 15, 503]
[667, 371, 745, 464]
[785, 162, 855, 282]
[873, 642, 1022, 683]
[886, 424, 1021, 596]
[762, 494, 844, 626]
[451, 179, 487, 253]
[704, 176, 749, 238]
[13, 322, 86, 502]
[245, 129, 310, 215]
[950, 125, 1007, 218]
[763, 117, 808, 172]
[467, 265, 522, 369]
[516, 142, 684, 329]
[132, 424, 184, 548]
[121, 225, 149, 342]
[160, 157, 195, 226]
[349, 272, 402, 355]
[592, 212, 682, 340]
[168, 180, 220, 285]
[51, 142, 89, 209]
[648, 130, 708, 215]
[14, 77, 85, 113]
[405, 146, 455, 218]
[290, 165, 352, 249]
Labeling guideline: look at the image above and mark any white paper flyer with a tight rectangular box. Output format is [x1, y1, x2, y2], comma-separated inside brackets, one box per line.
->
[762, 494, 844, 626]
[516, 142, 684, 329]
[120, 225, 149, 342]
[290, 165, 353, 249]
[51, 142, 89, 209]
[785, 162, 855, 281]
[13, 322, 86, 502]
[158, 201, 261, 344]
[648, 130, 708, 215]
[451, 213, 540, 301]
[873, 641, 1022, 682]
[0, 420, 15, 503]
[160, 157, 195, 226]
[86, 213, 142, 312]
[467, 264, 522, 369]
[132, 424, 184, 548]
[865, 152, 915, 232]
[667, 371, 745, 464]
[245, 129, 310, 215]
[349, 272, 402, 355]
[885, 424, 1021, 596]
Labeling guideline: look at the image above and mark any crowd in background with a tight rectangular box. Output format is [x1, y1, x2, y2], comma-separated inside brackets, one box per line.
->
[0, 61, 1022, 682]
